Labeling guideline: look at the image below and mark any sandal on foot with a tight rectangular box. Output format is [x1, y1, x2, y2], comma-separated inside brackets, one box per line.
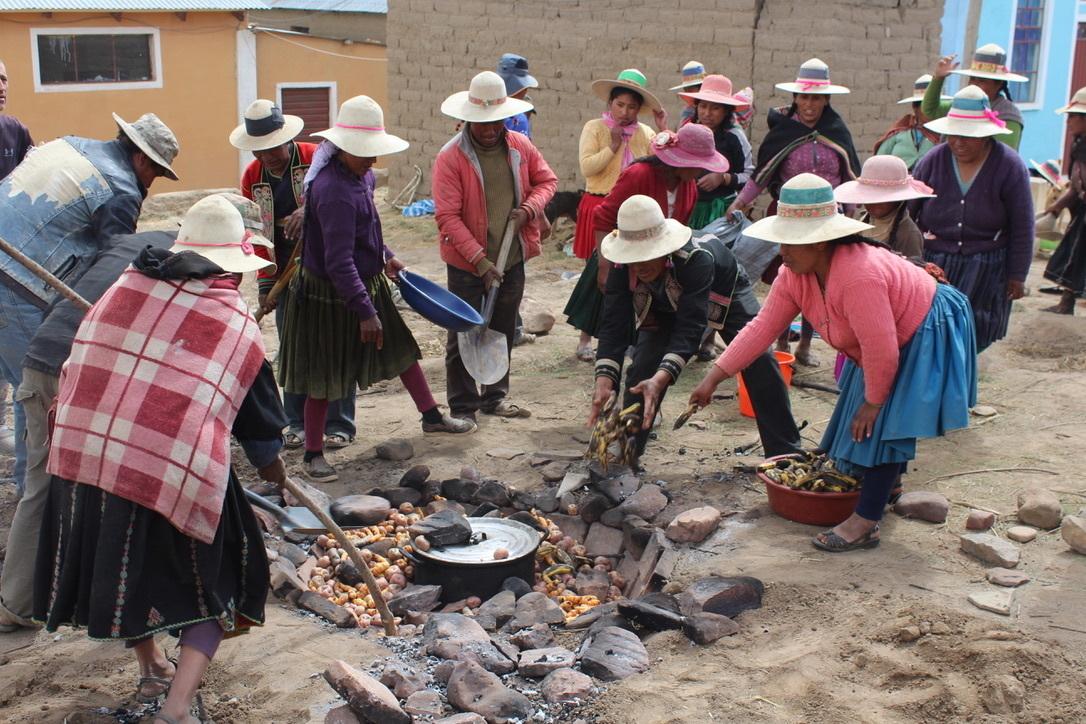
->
[482, 400, 531, 418]
[575, 344, 595, 362]
[136, 674, 173, 703]
[302, 456, 338, 483]
[812, 525, 880, 552]
[283, 431, 304, 449]
[324, 432, 353, 450]
[887, 486, 904, 506]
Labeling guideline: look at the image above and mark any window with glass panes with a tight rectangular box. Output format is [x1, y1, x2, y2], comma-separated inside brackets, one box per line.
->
[36, 32, 154, 85]
[1012, 0, 1045, 103]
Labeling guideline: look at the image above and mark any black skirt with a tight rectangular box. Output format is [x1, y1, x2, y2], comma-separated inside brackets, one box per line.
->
[1044, 209, 1086, 294]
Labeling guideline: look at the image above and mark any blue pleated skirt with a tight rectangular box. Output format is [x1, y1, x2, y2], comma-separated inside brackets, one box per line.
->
[821, 283, 978, 475]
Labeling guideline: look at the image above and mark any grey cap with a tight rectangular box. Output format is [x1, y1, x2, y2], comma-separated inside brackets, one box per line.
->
[113, 112, 180, 180]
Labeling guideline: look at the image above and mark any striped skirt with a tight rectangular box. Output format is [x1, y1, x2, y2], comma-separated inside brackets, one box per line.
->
[923, 247, 1012, 352]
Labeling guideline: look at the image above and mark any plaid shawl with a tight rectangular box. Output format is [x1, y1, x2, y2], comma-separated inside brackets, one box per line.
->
[47, 266, 266, 544]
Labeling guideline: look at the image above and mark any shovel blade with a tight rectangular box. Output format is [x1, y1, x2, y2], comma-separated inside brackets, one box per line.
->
[457, 328, 509, 385]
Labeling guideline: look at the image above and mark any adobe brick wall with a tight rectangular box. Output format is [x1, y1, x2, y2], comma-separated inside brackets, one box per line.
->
[385, 0, 944, 196]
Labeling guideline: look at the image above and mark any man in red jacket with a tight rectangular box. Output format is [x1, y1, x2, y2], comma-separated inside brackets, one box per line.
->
[434, 71, 557, 422]
[232, 99, 355, 449]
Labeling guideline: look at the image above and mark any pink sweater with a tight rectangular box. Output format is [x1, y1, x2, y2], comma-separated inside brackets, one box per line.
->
[717, 243, 936, 404]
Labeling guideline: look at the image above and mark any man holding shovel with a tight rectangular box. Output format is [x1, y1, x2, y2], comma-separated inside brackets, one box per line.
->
[434, 71, 557, 423]
[0, 112, 179, 494]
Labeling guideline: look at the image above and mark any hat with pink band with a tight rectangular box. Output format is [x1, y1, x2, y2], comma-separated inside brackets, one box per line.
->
[834, 156, 935, 205]
[775, 58, 850, 95]
[923, 86, 1012, 138]
[649, 124, 729, 173]
[314, 95, 409, 157]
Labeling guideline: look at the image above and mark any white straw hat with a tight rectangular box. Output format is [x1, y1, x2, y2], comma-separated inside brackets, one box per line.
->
[112, 112, 180, 180]
[441, 71, 534, 123]
[314, 96, 408, 157]
[669, 60, 707, 91]
[775, 58, 850, 95]
[1056, 86, 1086, 114]
[923, 86, 1013, 138]
[743, 174, 873, 245]
[170, 194, 275, 274]
[229, 99, 304, 151]
[600, 194, 692, 264]
[898, 74, 951, 105]
[950, 43, 1028, 83]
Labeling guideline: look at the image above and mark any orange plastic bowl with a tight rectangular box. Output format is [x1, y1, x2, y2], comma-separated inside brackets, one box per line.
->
[756, 454, 860, 526]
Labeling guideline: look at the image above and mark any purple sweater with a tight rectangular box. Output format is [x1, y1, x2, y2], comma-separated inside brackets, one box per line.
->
[302, 158, 393, 320]
[909, 141, 1034, 282]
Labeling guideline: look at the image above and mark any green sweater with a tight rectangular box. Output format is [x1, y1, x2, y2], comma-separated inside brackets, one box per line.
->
[876, 130, 936, 170]
[921, 75, 1023, 151]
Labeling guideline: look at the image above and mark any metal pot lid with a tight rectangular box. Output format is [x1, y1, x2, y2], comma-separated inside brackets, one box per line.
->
[415, 518, 542, 565]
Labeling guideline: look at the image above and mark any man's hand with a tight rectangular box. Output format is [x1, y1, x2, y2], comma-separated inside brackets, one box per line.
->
[933, 54, 959, 79]
[689, 365, 728, 409]
[257, 292, 277, 315]
[384, 256, 406, 281]
[850, 401, 882, 442]
[359, 315, 383, 349]
[1006, 279, 1025, 300]
[257, 456, 288, 489]
[629, 370, 671, 430]
[284, 206, 305, 241]
[481, 266, 503, 290]
[587, 378, 615, 428]
[509, 206, 531, 232]
[596, 256, 611, 291]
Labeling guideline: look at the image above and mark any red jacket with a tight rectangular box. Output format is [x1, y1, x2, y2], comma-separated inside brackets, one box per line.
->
[593, 161, 698, 238]
[433, 130, 557, 273]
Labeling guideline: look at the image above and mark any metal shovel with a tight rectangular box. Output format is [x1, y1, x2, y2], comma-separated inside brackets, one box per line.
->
[458, 220, 518, 385]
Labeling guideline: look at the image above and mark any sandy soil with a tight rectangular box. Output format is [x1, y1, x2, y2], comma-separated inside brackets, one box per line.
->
[1, 190, 1085, 723]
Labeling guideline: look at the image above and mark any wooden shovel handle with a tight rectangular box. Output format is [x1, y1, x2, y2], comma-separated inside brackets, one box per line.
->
[0, 234, 91, 311]
[280, 476, 398, 636]
[254, 236, 304, 323]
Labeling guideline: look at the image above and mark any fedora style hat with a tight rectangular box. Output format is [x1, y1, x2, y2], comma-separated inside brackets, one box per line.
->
[442, 71, 534, 123]
[229, 99, 304, 152]
[1056, 86, 1086, 114]
[898, 74, 951, 104]
[834, 156, 935, 205]
[113, 112, 180, 180]
[669, 60, 707, 91]
[951, 43, 1028, 83]
[497, 53, 538, 96]
[650, 125, 729, 173]
[591, 68, 663, 113]
[744, 174, 873, 245]
[679, 74, 746, 107]
[314, 96, 408, 157]
[776, 58, 850, 95]
[923, 85, 1013, 138]
[600, 194, 692, 264]
[170, 194, 275, 274]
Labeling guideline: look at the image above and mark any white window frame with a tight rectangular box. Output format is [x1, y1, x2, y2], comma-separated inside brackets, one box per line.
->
[276, 81, 338, 127]
[1008, 0, 1054, 110]
[30, 26, 163, 94]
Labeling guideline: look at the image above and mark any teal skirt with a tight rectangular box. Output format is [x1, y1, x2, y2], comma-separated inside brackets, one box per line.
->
[563, 252, 605, 336]
[688, 194, 735, 231]
[822, 283, 978, 474]
[279, 268, 421, 401]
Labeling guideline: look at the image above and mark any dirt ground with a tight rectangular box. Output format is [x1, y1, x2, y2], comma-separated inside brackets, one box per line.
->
[1, 189, 1085, 723]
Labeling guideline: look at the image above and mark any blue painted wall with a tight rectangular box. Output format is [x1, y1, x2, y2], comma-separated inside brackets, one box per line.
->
[939, 0, 1078, 163]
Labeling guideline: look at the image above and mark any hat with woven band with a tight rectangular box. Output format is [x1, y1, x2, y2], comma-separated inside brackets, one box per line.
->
[923, 86, 1013, 138]
[950, 43, 1028, 83]
[834, 156, 935, 205]
[591, 68, 662, 113]
[669, 60, 707, 91]
[898, 74, 952, 105]
[743, 174, 873, 245]
[1055, 86, 1086, 114]
[442, 70, 534, 123]
[600, 194, 692, 264]
[775, 58, 850, 95]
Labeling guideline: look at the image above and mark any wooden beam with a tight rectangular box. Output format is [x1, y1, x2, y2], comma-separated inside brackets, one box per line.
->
[175, 12, 187, 21]
[232, 11, 245, 22]
[110, 12, 122, 22]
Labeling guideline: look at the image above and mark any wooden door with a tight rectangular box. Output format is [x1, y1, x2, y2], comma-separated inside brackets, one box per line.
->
[280, 86, 331, 144]
[1064, 23, 1086, 167]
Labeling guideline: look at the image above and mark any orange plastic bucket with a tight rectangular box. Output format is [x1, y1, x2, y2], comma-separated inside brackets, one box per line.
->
[737, 351, 795, 418]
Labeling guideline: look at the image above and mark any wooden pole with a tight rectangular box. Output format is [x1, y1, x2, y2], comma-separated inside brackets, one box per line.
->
[254, 237, 303, 323]
[279, 476, 398, 636]
[0, 235, 91, 311]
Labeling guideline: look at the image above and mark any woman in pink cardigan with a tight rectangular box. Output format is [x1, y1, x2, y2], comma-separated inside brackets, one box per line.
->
[690, 174, 977, 552]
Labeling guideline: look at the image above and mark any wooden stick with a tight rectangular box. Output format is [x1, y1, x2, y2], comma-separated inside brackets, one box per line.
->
[254, 236, 303, 323]
[280, 476, 397, 636]
[792, 379, 840, 395]
[0, 235, 91, 311]
[1049, 623, 1086, 635]
[920, 467, 1058, 486]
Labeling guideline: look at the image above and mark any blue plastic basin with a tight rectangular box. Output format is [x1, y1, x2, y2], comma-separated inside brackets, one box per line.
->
[397, 269, 484, 332]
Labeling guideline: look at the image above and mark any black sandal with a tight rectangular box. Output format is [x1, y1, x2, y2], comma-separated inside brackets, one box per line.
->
[812, 524, 880, 552]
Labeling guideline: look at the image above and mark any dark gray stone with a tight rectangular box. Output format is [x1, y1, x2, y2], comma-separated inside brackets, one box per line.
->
[299, 591, 356, 628]
[573, 568, 610, 599]
[446, 661, 533, 724]
[682, 612, 740, 644]
[510, 622, 555, 650]
[476, 590, 516, 631]
[579, 626, 650, 681]
[454, 638, 516, 675]
[324, 661, 409, 724]
[375, 487, 421, 508]
[474, 480, 512, 507]
[622, 516, 655, 559]
[501, 577, 533, 600]
[584, 522, 624, 558]
[518, 647, 576, 677]
[599, 507, 625, 527]
[507, 591, 566, 630]
[617, 484, 669, 520]
[398, 464, 431, 490]
[422, 613, 491, 659]
[550, 513, 589, 543]
[579, 493, 611, 524]
[678, 576, 764, 618]
[443, 477, 480, 504]
[375, 439, 415, 461]
[330, 495, 393, 527]
[388, 584, 443, 617]
[618, 597, 683, 631]
[596, 473, 641, 505]
[507, 510, 548, 533]
[469, 502, 500, 517]
[409, 509, 472, 548]
[379, 660, 433, 699]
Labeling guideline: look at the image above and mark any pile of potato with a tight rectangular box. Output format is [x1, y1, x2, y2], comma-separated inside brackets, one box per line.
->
[530, 512, 624, 620]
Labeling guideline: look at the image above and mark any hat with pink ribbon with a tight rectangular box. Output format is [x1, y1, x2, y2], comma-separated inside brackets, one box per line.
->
[649, 124, 729, 173]
[834, 156, 935, 205]
[775, 58, 850, 95]
[170, 194, 275, 274]
[441, 71, 534, 123]
[743, 174, 873, 245]
[679, 74, 747, 107]
[314, 95, 409, 157]
[923, 86, 1012, 138]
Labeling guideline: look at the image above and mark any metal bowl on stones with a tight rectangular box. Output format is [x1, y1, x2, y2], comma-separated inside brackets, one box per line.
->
[406, 518, 543, 602]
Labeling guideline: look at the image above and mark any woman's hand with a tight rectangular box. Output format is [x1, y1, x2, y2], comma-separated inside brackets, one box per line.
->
[630, 370, 670, 429]
[933, 54, 958, 79]
[384, 256, 405, 281]
[596, 256, 612, 291]
[609, 124, 625, 153]
[359, 315, 383, 349]
[653, 107, 669, 132]
[1006, 279, 1025, 300]
[850, 401, 882, 442]
[697, 173, 725, 192]
[690, 365, 729, 409]
[587, 377, 615, 428]
[726, 198, 751, 217]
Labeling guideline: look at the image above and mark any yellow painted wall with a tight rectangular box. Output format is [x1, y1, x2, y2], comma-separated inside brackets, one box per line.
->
[254, 30, 388, 141]
[0, 11, 242, 191]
